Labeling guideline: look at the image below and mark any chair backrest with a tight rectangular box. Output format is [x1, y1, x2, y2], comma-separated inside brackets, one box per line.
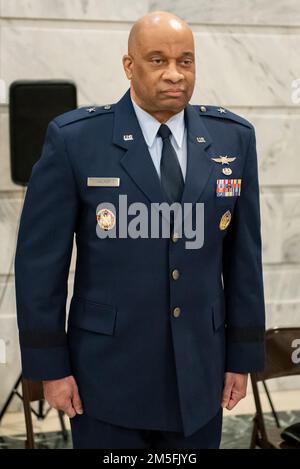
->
[21, 379, 44, 449]
[250, 328, 300, 448]
[22, 379, 44, 402]
[255, 327, 300, 381]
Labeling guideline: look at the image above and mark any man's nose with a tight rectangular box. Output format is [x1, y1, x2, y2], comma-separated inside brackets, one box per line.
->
[162, 63, 184, 83]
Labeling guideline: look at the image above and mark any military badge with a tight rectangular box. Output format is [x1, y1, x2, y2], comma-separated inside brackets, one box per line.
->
[88, 177, 120, 187]
[196, 136, 206, 143]
[96, 208, 116, 231]
[222, 167, 232, 176]
[219, 210, 231, 230]
[216, 179, 241, 197]
[211, 155, 236, 165]
[123, 134, 133, 141]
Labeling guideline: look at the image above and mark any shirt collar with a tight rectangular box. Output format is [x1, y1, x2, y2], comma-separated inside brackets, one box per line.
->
[131, 94, 185, 149]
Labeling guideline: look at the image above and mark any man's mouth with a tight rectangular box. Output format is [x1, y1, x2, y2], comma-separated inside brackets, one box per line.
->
[162, 89, 185, 96]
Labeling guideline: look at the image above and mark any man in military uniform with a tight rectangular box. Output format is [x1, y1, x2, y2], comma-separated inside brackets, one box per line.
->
[15, 11, 265, 448]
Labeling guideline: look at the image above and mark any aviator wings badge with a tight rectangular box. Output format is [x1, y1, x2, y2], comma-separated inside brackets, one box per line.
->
[211, 155, 236, 165]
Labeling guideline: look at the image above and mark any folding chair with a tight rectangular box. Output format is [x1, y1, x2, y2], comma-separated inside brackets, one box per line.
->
[250, 327, 300, 449]
[22, 378, 68, 449]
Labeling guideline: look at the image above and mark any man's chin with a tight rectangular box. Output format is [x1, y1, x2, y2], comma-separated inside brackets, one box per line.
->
[158, 95, 188, 110]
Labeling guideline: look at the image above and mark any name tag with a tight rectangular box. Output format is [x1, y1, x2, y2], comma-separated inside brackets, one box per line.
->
[87, 177, 120, 187]
[216, 179, 241, 197]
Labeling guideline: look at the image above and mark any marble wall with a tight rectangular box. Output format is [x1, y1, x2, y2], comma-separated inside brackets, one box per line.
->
[0, 0, 300, 412]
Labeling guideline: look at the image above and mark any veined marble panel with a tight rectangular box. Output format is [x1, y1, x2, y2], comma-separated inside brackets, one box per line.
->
[0, 278, 16, 317]
[193, 31, 299, 107]
[0, 109, 22, 191]
[263, 267, 300, 302]
[0, 198, 23, 275]
[266, 300, 300, 328]
[1, 25, 299, 106]
[1, 0, 148, 21]
[1, 26, 129, 106]
[2, 0, 300, 27]
[149, 0, 300, 27]
[244, 114, 300, 187]
[261, 192, 300, 264]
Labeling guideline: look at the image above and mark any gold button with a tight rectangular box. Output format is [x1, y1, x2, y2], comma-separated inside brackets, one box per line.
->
[171, 232, 180, 243]
[172, 269, 180, 280]
[173, 307, 181, 318]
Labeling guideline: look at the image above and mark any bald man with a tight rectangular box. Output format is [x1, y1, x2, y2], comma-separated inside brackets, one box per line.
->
[15, 11, 265, 449]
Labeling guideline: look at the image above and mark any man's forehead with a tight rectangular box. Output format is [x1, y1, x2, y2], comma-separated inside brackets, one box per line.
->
[137, 32, 194, 53]
[143, 49, 194, 58]
[139, 27, 193, 41]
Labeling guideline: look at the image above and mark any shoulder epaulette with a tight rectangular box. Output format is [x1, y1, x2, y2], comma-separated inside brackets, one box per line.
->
[54, 104, 115, 128]
[195, 104, 253, 129]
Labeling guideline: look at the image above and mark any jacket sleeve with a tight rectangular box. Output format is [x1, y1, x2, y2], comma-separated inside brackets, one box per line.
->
[15, 120, 79, 380]
[222, 125, 266, 373]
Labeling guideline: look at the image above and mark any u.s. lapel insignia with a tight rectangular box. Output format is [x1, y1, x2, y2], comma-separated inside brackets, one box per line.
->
[222, 167, 232, 176]
[211, 155, 236, 165]
[219, 210, 231, 230]
[96, 208, 116, 231]
[196, 136, 206, 143]
[123, 134, 134, 141]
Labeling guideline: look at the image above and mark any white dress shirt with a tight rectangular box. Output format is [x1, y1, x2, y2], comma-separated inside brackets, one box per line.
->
[131, 95, 187, 181]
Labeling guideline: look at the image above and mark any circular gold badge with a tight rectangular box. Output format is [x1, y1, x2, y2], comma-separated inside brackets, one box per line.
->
[96, 208, 116, 231]
[219, 210, 231, 230]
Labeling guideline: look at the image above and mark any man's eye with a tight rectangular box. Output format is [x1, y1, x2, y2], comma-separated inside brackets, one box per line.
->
[181, 59, 193, 66]
[151, 58, 163, 65]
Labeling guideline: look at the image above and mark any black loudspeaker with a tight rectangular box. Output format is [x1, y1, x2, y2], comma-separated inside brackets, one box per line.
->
[9, 80, 77, 186]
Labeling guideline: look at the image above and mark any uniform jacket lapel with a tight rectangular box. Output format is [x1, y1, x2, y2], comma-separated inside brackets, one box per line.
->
[113, 89, 169, 204]
[181, 103, 214, 221]
[113, 89, 214, 214]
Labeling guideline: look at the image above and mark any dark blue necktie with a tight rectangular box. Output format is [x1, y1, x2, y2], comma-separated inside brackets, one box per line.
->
[158, 124, 184, 204]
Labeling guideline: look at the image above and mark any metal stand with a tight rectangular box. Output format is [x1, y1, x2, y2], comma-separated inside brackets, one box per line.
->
[0, 373, 68, 445]
[0, 374, 23, 423]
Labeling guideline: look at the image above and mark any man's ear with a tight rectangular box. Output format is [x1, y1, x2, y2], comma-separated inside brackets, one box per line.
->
[122, 54, 133, 80]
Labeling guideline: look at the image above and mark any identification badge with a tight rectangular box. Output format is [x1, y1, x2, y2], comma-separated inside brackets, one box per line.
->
[87, 177, 120, 187]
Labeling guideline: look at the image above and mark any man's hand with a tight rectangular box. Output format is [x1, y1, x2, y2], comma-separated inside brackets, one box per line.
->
[42, 375, 83, 418]
[222, 372, 248, 410]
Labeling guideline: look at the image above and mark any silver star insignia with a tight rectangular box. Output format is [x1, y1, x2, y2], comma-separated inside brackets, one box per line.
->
[217, 107, 226, 114]
[86, 107, 96, 113]
[211, 155, 236, 165]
